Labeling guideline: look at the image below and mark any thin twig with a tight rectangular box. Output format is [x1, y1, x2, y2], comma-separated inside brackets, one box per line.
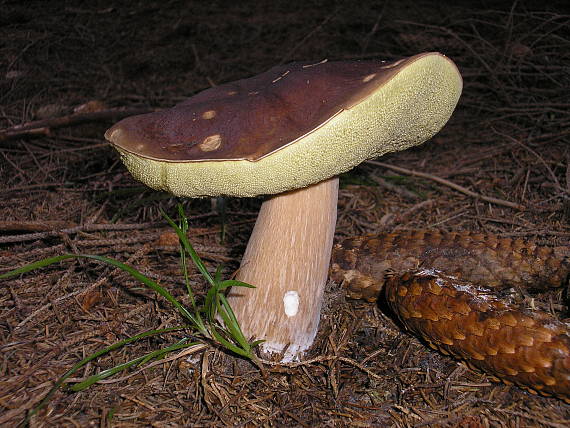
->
[0, 107, 155, 142]
[280, 11, 338, 64]
[493, 127, 568, 195]
[261, 355, 384, 380]
[0, 220, 77, 232]
[0, 215, 215, 244]
[366, 160, 526, 211]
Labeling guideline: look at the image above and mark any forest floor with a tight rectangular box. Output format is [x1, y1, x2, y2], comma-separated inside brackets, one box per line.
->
[1, 1, 569, 426]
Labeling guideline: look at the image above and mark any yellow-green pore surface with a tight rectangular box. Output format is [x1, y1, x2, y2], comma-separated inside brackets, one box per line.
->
[117, 54, 462, 197]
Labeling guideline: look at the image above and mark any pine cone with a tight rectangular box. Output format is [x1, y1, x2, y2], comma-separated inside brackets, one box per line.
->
[385, 270, 570, 401]
[331, 230, 570, 301]
[330, 230, 570, 400]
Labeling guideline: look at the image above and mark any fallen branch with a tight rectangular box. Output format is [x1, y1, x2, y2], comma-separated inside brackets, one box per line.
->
[0, 220, 77, 232]
[0, 221, 164, 244]
[366, 160, 526, 211]
[0, 213, 219, 244]
[0, 107, 155, 142]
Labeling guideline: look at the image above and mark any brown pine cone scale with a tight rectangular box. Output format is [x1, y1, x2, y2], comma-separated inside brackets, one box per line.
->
[330, 230, 570, 302]
[385, 270, 570, 401]
[330, 230, 570, 401]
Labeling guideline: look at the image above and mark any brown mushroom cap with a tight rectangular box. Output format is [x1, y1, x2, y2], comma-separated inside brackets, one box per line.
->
[107, 58, 417, 162]
[105, 52, 462, 197]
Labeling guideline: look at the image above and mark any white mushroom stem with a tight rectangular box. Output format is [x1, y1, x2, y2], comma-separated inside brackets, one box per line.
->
[228, 177, 339, 361]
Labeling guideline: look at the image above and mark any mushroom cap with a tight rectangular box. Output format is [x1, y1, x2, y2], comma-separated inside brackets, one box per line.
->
[105, 52, 462, 197]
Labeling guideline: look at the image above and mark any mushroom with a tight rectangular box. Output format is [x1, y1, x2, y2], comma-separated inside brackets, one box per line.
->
[104, 52, 462, 361]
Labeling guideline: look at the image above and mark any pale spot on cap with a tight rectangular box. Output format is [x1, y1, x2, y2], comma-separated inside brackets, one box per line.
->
[105, 127, 123, 142]
[199, 134, 222, 152]
[105, 127, 146, 151]
[202, 110, 216, 120]
[362, 73, 377, 83]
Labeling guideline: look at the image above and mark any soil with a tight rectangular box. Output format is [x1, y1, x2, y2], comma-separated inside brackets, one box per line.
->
[1, 1, 569, 426]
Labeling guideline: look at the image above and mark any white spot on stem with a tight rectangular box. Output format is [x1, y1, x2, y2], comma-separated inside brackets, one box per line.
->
[283, 291, 300, 317]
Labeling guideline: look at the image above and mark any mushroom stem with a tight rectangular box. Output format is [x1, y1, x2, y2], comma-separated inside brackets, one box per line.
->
[228, 177, 339, 361]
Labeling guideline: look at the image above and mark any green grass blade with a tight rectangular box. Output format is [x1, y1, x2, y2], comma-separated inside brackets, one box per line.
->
[180, 248, 197, 307]
[209, 326, 251, 358]
[177, 203, 190, 232]
[81, 254, 199, 326]
[214, 265, 223, 283]
[161, 209, 215, 286]
[1, 254, 202, 330]
[203, 282, 221, 321]
[176, 204, 197, 305]
[217, 279, 256, 291]
[218, 294, 243, 334]
[23, 327, 183, 423]
[217, 294, 251, 352]
[0, 254, 76, 279]
[216, 313, 246, 353]
[70, 339, 195, 391]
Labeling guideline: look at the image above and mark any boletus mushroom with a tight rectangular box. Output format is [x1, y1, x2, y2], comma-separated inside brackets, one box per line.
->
[105, 52, 462, 361]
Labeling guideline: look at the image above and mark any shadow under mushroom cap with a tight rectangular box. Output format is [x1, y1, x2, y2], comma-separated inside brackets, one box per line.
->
[106, 52, 462, 198]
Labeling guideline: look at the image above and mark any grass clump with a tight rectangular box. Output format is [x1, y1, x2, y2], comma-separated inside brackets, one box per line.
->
[0, 204, 262, 425]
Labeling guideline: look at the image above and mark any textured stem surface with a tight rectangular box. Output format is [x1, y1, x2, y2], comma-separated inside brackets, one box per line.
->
[229, 178, 338, 361]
